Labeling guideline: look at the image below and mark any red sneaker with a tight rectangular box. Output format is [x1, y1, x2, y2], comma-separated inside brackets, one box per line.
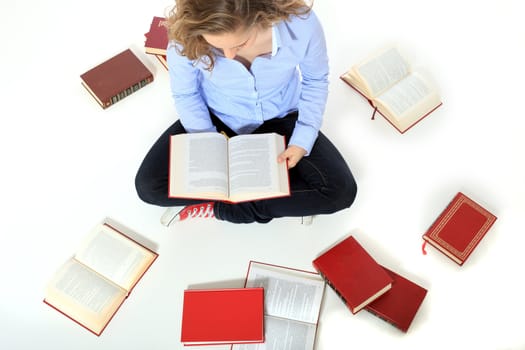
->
[176, 202, 215, 221]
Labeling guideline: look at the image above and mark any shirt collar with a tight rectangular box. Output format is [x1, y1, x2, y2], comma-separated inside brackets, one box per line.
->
[271, 25, 280, 56]
[272, 20, 295, 56]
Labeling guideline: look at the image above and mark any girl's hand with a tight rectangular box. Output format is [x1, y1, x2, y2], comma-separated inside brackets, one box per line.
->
[278, 145, 307, 169]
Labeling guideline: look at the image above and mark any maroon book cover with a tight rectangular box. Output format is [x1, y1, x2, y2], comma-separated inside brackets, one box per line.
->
[145, 16, 168, 55]
[312, 235, 393, 314]
[80, 49, 153, 109]
[422, 192, 497, 265]
[365, 266, 427, 332]
[181, 288, 264, 346]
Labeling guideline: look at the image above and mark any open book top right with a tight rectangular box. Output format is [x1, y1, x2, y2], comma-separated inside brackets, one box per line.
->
[341, 46, 442, 133]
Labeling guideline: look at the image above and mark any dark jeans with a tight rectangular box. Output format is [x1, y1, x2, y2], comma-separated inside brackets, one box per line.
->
[135, 112, 357, 223]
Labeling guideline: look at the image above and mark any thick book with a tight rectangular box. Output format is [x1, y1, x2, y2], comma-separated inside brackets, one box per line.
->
[312, 235, 393, 314]
[232, 261, 326, 350]
[80, 49, 153, 109]
[180, 288, 264, 346]
[422, 192, 497, 265]
[365, 265, 428, 333]
[43, 221, 158, 336]
[144, 16, 168, 55]
[340, 46, 442, 133]
[169, 132, 290, 203]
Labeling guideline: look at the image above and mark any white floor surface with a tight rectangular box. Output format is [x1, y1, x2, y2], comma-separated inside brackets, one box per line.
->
[1, 0, 524, 349]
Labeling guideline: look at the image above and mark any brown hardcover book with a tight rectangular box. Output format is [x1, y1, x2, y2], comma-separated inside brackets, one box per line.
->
[80, 49, 153, 109]
[43, 220, 158, 336]
[340, 46, 442, 133]
[144, 16, 168, 55]
[422, 192, 497, 265]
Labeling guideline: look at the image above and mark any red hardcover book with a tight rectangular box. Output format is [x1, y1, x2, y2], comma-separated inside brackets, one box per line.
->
[43, 220, 158, 336]
[180, 288, 264, 346]
[422, 192, 497, 265]
[144, 16, 168, 55]
[80, 49, 153, 109]
[312, 235, 393, 314]
[365, 266, 427, 332]
[340, 46, 442, 134]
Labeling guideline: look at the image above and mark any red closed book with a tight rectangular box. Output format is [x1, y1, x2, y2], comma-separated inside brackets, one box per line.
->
[80, 49, 153, 109]
[312, 235, 393, 314]
[365, 266, 427, 332]
[180, 288, 264, 346]
[144, 16, 168, 55]
[422, 192, 497, 265]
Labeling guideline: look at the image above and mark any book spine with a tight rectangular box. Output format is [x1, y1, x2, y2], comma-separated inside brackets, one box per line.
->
[107, 76, 154, 107]
[365, 307, 404, 332]
[316, 270, 348, 308]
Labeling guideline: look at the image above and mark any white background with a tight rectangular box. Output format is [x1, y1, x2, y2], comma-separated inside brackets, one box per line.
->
[1, 0, 524, 349]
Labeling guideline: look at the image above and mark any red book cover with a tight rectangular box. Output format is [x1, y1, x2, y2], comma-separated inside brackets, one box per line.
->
[145, 16, 168, 55]
[312, 235, 393, 314]
[365, 266, 427, 332]
[180, 288, 264, 346]
[80, 49, 153, 109]
[422, 192, 497, 265]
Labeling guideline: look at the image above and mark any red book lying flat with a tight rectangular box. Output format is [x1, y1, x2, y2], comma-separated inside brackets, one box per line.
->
[312, 235, 393, 314]
[80, 49, 153, 109]
[422, 192, 497, 265]
[365, 266, 427, 332]
[180, 288, 264, 346]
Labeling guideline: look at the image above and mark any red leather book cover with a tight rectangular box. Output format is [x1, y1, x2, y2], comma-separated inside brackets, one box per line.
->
[80, 49, 153, 109]
[180, 288, 264, 346]
[422, 192, 497, 265]
[365, 266, 427, 332]
[145, 16, 168, 55]
[312, 235, 393, 314]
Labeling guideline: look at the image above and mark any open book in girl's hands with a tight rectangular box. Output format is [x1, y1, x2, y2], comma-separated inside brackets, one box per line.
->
[341, 46, 442, 133]
[168, 132, 290, 203]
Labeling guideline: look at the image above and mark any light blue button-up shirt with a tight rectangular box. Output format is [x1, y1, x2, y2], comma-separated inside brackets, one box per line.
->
[166, 10, 329, 155]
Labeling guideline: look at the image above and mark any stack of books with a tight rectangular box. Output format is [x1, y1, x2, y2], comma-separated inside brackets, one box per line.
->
[313, 235, 428, 333]
[144, 16, 169, 70]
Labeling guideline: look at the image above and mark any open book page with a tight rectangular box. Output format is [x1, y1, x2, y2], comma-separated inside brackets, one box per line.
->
[350, 47, 410, 98]
[44, 259, 127, 334]
[374, 72, 441, 130]
[244, 262, 325, 324]
[233, 315, 317, 350]
[232, 262, 324, 350]
[74, 223, 157, 292]
[228, 133, 289, 202]
[169, 132, 229, 200]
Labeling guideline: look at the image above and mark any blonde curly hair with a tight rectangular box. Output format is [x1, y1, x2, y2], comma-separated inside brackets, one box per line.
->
[166, 0, 311, 70]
